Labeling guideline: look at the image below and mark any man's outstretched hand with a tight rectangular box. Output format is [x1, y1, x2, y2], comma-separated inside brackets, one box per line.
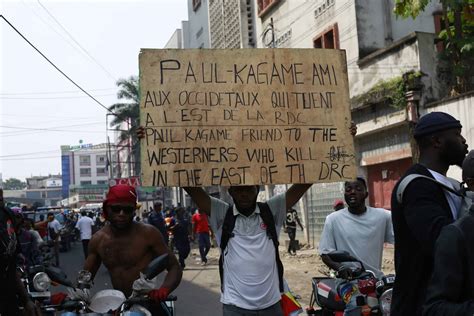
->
[148, 287, 170, 302]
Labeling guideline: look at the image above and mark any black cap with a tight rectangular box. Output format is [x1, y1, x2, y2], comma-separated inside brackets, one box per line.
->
[414, 112, 462, 138]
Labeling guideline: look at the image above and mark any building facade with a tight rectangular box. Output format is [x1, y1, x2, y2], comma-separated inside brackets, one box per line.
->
[60, 143, 109, 207]
[253, 0, 445, 243]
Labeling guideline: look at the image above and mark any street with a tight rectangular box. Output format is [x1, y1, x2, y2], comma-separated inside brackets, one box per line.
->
[53, 240, 222, 315]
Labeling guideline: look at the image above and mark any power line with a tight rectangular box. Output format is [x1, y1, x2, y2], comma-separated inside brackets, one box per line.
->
[0, 155, 61, 161]
[2, 114, 98, 119]
[0, 88, 116, 95]
[0, 150, 59, 158]
[0, 122, 105, 136]
[36, 0, 117, 82]
[0, 121, 103, 132]
[0, 15, 115, 115]
[0, 93, 116, 100]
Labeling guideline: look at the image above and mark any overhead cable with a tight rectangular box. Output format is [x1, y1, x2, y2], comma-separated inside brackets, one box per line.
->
[0, 15, 115, 115]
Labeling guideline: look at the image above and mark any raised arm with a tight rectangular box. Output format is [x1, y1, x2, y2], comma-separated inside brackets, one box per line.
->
[286, 184, 312, 210]
[182, 187, 211, 216]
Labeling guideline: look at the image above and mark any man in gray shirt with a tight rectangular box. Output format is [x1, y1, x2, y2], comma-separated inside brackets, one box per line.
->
[319, 177, 394, 277]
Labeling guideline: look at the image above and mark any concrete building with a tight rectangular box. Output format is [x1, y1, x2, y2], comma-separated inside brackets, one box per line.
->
[184, 0, 257, 49]
[253, 0, 447, 243]
[15, 175, 63, 207]
[186, 0, 210, 48]
[60, 143, 109, 207]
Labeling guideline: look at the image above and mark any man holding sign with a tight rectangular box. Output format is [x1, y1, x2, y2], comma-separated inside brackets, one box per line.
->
[138, 48, 357, 315]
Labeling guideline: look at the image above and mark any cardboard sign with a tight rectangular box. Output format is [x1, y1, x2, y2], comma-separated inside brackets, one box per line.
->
[139, 49, 355, 187]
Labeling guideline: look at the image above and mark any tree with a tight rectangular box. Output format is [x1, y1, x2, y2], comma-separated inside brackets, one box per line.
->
[108, 76, 140, 177]
[3, 178, 26, 190]
[394, 0, 474, 95]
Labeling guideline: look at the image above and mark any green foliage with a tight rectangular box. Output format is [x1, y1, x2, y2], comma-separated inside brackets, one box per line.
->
[352, 71, 423, 109]
[3, 178, 26, 190]
[109, 76, 141, 176]
[394, 0, 430, 18]
[394, 0, 474, 94]
[352, 77, 406, 109]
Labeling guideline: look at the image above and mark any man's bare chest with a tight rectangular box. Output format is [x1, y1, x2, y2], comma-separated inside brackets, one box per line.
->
[99, 238, 150, 269]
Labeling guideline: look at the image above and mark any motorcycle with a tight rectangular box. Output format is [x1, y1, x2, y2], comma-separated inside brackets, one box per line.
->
[40, 253, 177, 316]
[307, 251, 394, 316]
[19, 264, 73, 315]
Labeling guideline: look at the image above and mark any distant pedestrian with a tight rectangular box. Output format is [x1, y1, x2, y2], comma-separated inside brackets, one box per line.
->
[35, 214, 48, 239]
[284, 208, 304, 255]
[75, 211, 95, 258]
[172, 207, 191, 269]
[16, 214, 42, 268]
[24, 218, 44, 246]
[47, 212, 61, 266]
[333, 199, 345, 211]
[148, 202, 168, 244]
[192, 209, 211, 265]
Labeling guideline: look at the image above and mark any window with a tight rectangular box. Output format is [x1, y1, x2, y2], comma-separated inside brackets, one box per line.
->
[96, 155, 107, 165]
[79, 155, 91, 166]
[96, 167, 107, 176]
[97, 180, 108, 185]
[80, 181, 92, 185]
[257, 0, 280, 17]
[80, 168, 91, 176]
[313, 24, 339, 49]
[193, 0, 201, 11]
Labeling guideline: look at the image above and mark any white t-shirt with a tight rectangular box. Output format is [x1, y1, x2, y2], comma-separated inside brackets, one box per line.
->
[47, 219, 62, 240]
[429, 169, 462, 220]
[75, 216, 94, 240]
[209, 193, 286, 310]
[318, 206, 394, 277]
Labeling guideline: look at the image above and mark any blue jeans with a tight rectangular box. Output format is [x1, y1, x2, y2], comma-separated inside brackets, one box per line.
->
[198, 232, 211, 263]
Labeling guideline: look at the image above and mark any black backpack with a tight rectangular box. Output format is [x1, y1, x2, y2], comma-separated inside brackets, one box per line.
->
[218, 202, 284, 293]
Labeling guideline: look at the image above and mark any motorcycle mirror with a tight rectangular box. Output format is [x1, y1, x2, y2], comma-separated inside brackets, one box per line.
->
[143, 253, 169, 280]
[45, 266, 73, 287]
[327, 251, 359, 263]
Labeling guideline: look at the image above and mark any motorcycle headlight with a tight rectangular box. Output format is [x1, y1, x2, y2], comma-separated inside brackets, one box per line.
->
[380, 288, 393, 315]
[33, 272, 51, 292]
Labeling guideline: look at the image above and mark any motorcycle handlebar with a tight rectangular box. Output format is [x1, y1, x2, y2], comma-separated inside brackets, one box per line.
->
[125, 294, 178, 305]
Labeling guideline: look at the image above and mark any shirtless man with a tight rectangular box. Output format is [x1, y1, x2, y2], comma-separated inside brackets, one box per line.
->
[83, 184, 182, 306]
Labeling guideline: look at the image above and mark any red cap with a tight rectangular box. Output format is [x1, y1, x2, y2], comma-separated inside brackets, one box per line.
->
[103, 185, 137, 219]
[333, 199, 344, 208]
[105, 185, 137, 205]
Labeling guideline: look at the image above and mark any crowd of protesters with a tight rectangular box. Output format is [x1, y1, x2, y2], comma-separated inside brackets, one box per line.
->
[2, 111, 473, 315]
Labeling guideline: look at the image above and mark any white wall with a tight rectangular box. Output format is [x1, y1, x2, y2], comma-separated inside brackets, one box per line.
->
[164, 29, 183, 48]
[389, 0, 440, 41]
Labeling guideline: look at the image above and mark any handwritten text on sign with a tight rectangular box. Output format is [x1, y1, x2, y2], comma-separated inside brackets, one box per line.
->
[139, 49, 355, 187]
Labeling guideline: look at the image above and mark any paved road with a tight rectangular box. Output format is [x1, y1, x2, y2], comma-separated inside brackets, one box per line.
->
[52, 240, 222, 315]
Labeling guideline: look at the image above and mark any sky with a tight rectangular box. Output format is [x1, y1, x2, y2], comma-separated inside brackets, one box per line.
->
[0, 0, 188, 181]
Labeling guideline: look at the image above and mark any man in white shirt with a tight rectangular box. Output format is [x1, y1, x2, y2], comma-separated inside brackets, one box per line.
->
[184, 184, 311, 316]
[47, 212, 62, 266]
[319, 177, 394, 278]
[75, 211, 95, 258]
